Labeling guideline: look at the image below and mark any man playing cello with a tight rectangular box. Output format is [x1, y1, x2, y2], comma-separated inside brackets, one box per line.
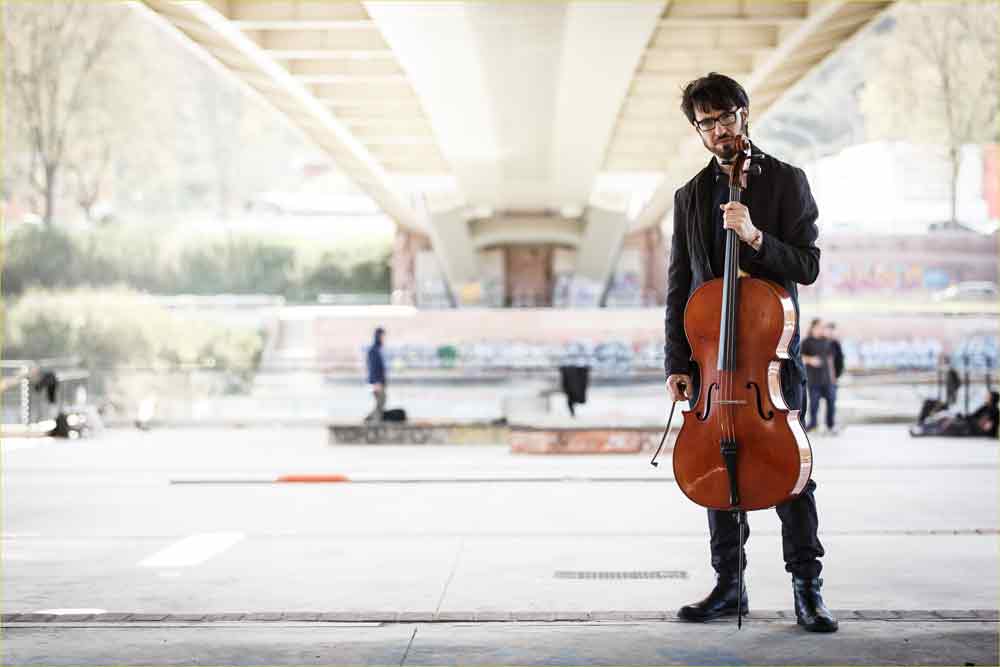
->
[664, 72, 837, 633]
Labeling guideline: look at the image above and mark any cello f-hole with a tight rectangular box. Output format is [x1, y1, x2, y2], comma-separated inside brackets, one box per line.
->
[747, 382, 774, 421]
[696, 383, 717, 421]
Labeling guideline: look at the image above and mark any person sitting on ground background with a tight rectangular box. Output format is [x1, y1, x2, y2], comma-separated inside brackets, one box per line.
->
[969, 389, 999, 438]
[910, 388, 998, 438]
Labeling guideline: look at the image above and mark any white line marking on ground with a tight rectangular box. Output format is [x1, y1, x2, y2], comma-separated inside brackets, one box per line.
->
[1, 441, 41, 452]
[35, 608, 107, 615]
[138, 532, 245, 568]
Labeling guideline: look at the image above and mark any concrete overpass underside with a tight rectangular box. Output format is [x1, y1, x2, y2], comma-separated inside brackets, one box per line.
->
[139, 0, 894, 307]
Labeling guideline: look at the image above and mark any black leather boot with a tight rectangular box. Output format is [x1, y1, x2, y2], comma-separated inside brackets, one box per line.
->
[678, 574, 748, 621]
[793, 576, 839, 632]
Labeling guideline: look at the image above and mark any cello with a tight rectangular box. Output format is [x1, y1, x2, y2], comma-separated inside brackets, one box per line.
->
[652, 135, 813, 628]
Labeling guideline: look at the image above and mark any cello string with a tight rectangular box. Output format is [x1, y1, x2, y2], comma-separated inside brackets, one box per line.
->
[728, 208, 734, 446]
[722, 188, 733, 460]
[724, 183, 738, 460]
[727, 180, 741, 504]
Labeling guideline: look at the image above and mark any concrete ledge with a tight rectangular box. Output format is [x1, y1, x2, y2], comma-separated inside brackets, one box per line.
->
[328, 422, 509, 445]
[510, 425, 666, 454]
[327, 421, 670, 455]
[4, 610, 996, 624]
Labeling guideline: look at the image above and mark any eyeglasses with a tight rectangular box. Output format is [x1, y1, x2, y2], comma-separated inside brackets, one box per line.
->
[694, 109, 741, 133]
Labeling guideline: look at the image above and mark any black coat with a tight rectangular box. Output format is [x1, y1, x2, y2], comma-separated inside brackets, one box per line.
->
[663, 146, 820, 407]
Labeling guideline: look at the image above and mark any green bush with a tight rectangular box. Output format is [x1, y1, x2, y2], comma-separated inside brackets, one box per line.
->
[4, 286, 263, 376]
[1, 225, 390, 301]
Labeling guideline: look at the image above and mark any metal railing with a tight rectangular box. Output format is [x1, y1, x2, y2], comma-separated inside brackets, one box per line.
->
[1, 359, 90, 426]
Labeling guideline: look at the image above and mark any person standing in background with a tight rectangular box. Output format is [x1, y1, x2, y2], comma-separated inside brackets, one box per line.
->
[365, 327, 387, 423]
[802, 319, 835, 434]
[824, 321, 844, 435]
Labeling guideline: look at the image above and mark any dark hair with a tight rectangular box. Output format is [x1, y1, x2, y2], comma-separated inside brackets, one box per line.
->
[680, 72, 750, 125]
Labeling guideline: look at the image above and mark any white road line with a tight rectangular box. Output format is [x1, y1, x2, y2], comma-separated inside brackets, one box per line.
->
[138, 532, 245, 568]
[1, 440, 41, 452]
[35, 608, 107, 615]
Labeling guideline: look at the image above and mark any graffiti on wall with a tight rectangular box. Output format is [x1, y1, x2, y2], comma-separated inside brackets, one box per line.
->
[826, 263, 956, 292]
[352, 335, 997, 375]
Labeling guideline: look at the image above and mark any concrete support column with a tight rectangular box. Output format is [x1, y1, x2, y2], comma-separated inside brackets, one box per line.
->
[391, 227, 432, 306]
[426, 207, 479, 306]
[505, 245, 554, 307]
[638, 225, 666, 306]
[574, 206, 629, 307]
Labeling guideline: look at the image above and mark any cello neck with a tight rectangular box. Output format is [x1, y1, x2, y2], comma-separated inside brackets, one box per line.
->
[717, 136, 750, 372]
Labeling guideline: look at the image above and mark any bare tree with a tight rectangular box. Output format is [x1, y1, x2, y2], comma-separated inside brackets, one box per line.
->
[69, 137, 112, 223]
[3, 2, 124, 225]
[861, 1, 999, 224]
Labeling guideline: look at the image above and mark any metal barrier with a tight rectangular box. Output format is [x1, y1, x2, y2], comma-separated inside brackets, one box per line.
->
[1, 359, 90, 427]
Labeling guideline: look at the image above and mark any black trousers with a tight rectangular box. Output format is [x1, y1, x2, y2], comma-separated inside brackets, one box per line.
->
[691, 363, 825, 579]
[707, 478, 824, 579]
[807, 383, 837, 430]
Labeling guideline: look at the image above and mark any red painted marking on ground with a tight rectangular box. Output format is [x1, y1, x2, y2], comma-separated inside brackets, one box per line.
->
[276, 474, 351, 483]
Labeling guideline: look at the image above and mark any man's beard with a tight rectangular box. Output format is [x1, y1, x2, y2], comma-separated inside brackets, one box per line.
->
[703, 134, 737, 161]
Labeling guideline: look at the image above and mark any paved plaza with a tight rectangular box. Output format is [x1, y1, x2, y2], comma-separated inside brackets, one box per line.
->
[2, 424, 997, 665]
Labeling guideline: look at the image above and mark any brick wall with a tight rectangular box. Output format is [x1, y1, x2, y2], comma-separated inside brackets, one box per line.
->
[504, 245, 555, 307]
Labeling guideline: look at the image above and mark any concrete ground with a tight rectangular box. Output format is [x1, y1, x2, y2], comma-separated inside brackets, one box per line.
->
[2, 424, 997, 665]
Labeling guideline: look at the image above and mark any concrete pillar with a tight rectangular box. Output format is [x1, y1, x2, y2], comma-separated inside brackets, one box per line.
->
[505, 245, 554, 307]
[638, 226, 666, 306]
[391, 228, 432, 305]
[426, 207, 480, 306]
[574, 206, 629, 306]
[605, 226, 667, 307]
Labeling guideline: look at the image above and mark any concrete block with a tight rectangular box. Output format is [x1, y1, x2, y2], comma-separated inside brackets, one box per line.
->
[92, 613, 131, 622]
[934, 609, 979, 619]
[512, 611, 556, 622]
[16, 614, 55, 622]
[510, 426, 663, 454]
[318, 612, 361, 622]
[364, 611, 399, 622]
[130, 613, 170, 621]
[283, 612, 320, 621]
[203, 613, 245, 622]
[509, 430, 559, 454]
[397, 612, 435, 622]
[329, 423, 508, 446]
[474, 611, 513, 622]
[244, 612, 282, 621]
[552, 611, 592, 621]
[434, 611, 474, 622]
